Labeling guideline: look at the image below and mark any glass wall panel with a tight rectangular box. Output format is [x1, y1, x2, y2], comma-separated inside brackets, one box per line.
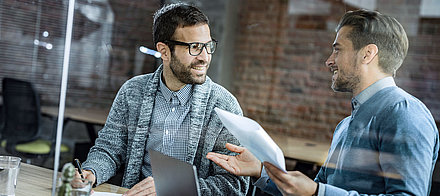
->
[0, 0, 67, 165]
[1, 0, 439, 195]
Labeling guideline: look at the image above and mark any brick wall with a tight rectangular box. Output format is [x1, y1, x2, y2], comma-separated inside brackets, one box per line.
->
[0, 0, 161, 109]
[1, 0, 438, 143]
[65, 0, 161, 108]
[231, 0, 440, 142]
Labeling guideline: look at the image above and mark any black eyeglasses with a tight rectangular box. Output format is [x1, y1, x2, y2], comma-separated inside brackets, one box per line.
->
[165, 39, 218, 56]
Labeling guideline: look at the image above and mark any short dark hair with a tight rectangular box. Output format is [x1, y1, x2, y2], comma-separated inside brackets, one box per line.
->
[336, 10, 409, 75]
[153, 3, 209, 52]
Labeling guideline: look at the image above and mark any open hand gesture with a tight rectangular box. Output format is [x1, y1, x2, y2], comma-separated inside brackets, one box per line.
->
[206, 143, 262, 178]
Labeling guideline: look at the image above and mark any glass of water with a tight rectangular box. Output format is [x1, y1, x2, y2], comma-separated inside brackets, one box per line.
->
[0, 156, 21, 196]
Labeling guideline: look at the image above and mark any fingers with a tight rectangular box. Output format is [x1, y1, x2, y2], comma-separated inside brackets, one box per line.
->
[264, 162, 288, 182]
[206, 153, 237, 174]
[264, 162, 283, 182]
[264, 162, 284, 175]
[70, 177, 85, 188]
[206, 152, 229, 161]
[82, 170, 96, 185]
[264, 163, 291, 193]
[73, 169, 95, 188]
[264, 162, 293, 187]
[124, 177, 156, 196]
[225, 143, 246, 153]
[74, 169, 82, 178]
[264, 162, 316, 195]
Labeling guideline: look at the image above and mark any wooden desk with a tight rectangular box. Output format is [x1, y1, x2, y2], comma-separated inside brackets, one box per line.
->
[16, 163, 127, 195]
[268, 132, 331, 166]
[41, 106, 110, 143]
[41, 106, 109, 126]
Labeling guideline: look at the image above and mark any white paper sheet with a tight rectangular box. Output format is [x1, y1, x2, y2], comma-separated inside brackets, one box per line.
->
[214, 108, 287, 173]
[92, 192, 122, 196]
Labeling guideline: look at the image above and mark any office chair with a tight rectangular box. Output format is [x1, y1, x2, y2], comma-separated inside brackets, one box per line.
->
[0, 77, 68, 163]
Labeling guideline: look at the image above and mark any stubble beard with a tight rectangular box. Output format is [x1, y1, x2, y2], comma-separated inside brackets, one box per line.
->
[169, 53, 209, 85]
[331, 58, 360, 93]
[332, 71, 360, 93]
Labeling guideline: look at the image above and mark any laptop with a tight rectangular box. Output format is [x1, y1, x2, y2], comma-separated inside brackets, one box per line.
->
[148, 150, 201, 196]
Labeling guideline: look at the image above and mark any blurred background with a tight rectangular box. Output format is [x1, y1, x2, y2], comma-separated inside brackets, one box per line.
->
[0, 0, 439, 195]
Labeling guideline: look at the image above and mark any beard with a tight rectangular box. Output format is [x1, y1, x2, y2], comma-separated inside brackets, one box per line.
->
[331, 70, 360, 92]
[331, 57, 360, 93]
[169, 53, 209, 85]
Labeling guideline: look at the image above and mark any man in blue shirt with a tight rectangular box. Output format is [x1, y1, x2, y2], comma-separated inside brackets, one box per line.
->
[207, 9, 439, 196]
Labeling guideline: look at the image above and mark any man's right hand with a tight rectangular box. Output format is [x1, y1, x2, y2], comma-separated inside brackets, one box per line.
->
[74, 169, 96, 186]
[206, 143, 262, 178]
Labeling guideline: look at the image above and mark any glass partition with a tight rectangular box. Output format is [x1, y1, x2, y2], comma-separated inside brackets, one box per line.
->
[0, 0, 439, 195]
[0, 0, 66, 162]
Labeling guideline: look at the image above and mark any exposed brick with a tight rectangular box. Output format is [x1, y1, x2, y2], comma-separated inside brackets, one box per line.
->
[1, 0, 439, 144]
[231, 0, 440, 143]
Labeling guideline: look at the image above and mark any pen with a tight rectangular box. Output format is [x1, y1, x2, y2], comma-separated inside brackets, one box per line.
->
[73, 158, 85, 179]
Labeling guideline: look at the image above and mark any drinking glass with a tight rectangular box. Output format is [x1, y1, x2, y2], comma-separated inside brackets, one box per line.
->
[0, 156, 21, 196]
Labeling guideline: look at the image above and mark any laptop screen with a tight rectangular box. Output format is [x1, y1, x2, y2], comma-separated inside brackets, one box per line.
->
[148, 150, 201, 196]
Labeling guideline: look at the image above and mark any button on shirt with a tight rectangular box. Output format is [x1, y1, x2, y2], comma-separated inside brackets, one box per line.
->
[141, 75, 193, 179]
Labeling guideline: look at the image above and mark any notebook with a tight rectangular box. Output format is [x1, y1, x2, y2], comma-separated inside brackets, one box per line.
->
[148, 149, 201, 196]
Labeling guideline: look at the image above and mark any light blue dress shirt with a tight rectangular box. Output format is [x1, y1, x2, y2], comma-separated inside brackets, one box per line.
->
[255, 77, 439, 196]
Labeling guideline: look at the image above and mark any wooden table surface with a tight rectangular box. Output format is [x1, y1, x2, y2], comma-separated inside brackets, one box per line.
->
[41, 106, 110, 143]
[16, 163, 127, 195]
[268, 132, 331, 166]
[41, 106, 109, 125]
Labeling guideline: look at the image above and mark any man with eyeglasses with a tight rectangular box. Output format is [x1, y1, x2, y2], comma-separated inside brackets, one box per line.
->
[77, 3, 249, 196]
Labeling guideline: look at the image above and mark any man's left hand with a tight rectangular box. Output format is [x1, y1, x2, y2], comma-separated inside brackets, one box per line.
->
[123, 176, 156, 196]
[264, 162, 317, 196]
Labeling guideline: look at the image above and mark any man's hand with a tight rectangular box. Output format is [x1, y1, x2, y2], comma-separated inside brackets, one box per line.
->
[74, 169, 96, 186]
[206, 143, 262, 178]
[264, 162, 317, 196]
[73, 169, 96, 195]
[123, 176, 156, 196]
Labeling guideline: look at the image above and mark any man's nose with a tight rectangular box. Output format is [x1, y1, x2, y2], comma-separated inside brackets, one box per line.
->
[325, 54, 334, 67]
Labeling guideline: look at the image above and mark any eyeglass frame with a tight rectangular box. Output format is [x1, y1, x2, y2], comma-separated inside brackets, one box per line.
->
[164, 39, 218, 56]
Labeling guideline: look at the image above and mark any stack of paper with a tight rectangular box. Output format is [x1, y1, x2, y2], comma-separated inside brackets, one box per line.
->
[214, 108, 287, 173]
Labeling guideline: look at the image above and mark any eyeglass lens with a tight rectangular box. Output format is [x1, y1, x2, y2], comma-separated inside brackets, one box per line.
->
[189, 41, 216, 56]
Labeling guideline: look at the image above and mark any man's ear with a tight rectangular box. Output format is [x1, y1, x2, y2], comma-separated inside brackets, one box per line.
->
[157, 42, 171, 62]
[361, 44, 378, 64]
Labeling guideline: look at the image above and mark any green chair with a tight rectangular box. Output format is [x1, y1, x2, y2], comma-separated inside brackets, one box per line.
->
[0, 78, 69, 163]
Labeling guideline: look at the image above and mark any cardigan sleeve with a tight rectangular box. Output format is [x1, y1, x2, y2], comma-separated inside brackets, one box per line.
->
[82, 81, 130, 185]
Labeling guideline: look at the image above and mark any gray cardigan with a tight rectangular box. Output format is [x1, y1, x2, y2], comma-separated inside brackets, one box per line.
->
[83, 66, 249, 195]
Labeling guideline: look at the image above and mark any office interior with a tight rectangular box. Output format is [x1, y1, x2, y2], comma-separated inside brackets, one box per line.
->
[0, 0, 439, 195]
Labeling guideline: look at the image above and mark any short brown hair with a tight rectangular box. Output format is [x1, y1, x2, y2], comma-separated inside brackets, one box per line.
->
[336, 10, 409, 75]
[153, 3, 209, 52]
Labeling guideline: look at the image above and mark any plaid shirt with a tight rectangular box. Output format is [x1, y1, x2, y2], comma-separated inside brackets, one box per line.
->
[83, 65, 249, 194]
[142, 75, 193, 179]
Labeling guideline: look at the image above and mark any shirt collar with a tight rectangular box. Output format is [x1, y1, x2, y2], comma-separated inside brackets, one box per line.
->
[159, 73, 193, 105]
[352, 76, 396, 110]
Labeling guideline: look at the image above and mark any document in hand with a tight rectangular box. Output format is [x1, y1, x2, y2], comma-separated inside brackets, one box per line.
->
[214, 108, 287, 173]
